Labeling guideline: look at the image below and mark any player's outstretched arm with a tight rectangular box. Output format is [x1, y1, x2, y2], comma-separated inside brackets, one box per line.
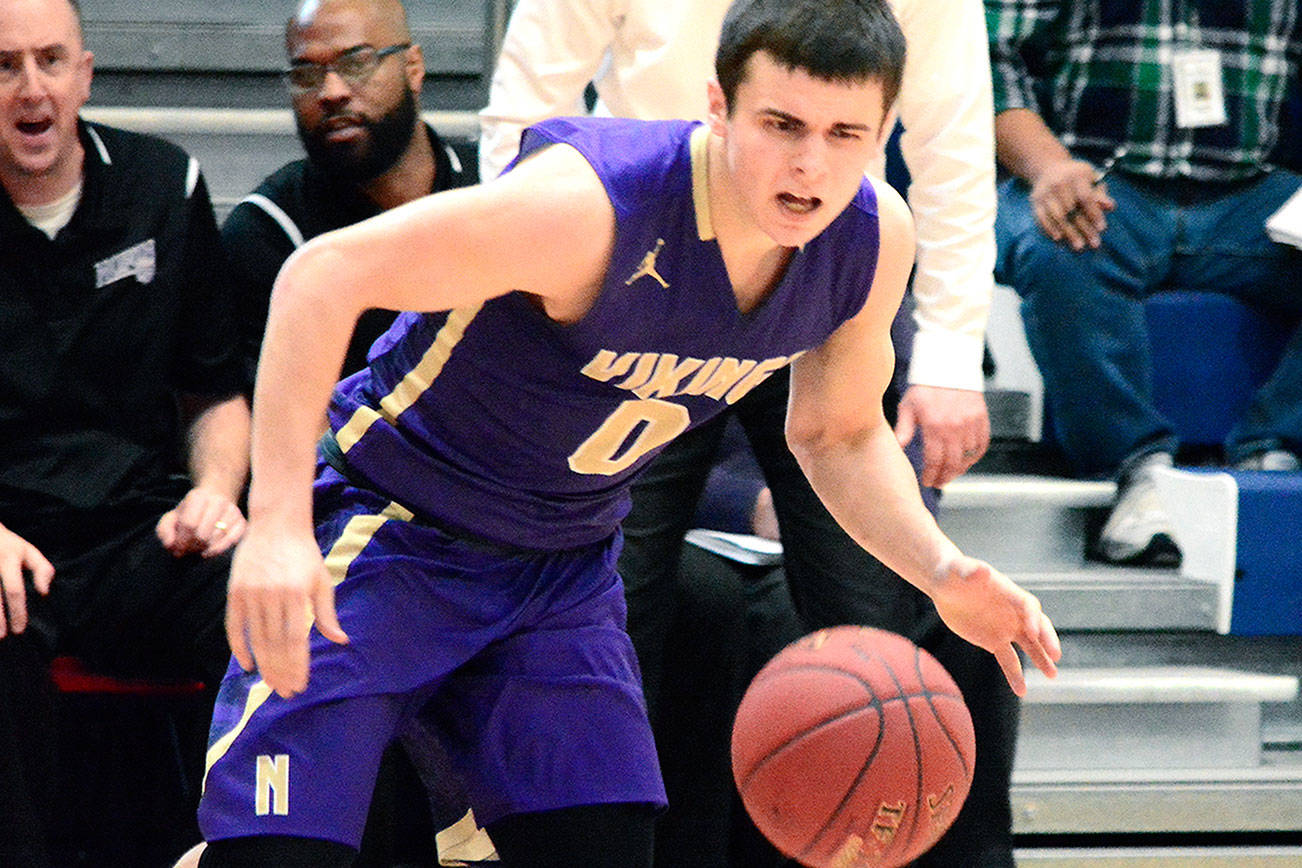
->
[229, 144, 616, 697]
[786, 178, 1060, 695]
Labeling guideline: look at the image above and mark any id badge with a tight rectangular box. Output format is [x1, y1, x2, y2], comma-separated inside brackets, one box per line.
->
[1172, 48, 1228, 128]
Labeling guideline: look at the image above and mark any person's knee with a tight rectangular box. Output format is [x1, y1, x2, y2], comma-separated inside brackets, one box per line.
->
[173, 842, 204, 868]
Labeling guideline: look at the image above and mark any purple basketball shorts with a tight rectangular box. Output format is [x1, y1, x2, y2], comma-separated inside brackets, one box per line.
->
[197, 471, 666, 848]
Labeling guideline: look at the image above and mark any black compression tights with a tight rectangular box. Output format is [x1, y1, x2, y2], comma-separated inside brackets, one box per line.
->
[196, 803, 657, 868]
[487, 803, 657, 867]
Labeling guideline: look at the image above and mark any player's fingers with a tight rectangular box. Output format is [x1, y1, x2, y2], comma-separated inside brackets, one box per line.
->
[260, 594, 303, 698]
[280, 597, 312, 697]
[993, 644, 1027, 698]
[312, 579, 349, 646]
[930, 435, 974, 488]
[1039, 610, 1063, 663]
[170, 503, 204, 555]
[225, 595, 255, 673]
[1015, 597, 1060, 680]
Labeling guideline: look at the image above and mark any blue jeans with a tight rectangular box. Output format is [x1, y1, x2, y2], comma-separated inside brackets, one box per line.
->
[996, 168, 1302, 476]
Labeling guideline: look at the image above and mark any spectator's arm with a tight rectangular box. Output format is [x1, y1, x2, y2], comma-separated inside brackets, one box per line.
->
[886, 0, 999, 484]
[478, 0, 625, 180]
[156, 167, 253, 558]
[155, 393, 250, 559]
[984, 0, 1114, 250]
[893, 0, 996, 396]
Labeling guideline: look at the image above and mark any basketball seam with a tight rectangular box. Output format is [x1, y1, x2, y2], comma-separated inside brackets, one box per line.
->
[912, 650, 972, 780]
[851, 643, 925, 865]
[737, 682, 886, 793]
[798, 687, 888, 862]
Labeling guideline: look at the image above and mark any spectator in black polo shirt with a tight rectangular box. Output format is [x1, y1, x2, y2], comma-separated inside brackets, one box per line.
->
[223, 0, 473, 384]
[0, 0, 249, 864]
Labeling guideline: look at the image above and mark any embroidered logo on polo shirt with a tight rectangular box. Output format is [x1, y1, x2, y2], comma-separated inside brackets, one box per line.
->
[94, 238, 156, 288]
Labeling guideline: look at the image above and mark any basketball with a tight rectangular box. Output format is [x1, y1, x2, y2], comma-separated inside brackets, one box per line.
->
[731, 626, 976, 868]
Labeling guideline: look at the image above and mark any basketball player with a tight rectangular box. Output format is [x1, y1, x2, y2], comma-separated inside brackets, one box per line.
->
[186, 0, 1060, 864]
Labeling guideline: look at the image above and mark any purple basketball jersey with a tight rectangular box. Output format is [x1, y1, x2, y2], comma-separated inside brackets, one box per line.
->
[328, 117, 882, 549]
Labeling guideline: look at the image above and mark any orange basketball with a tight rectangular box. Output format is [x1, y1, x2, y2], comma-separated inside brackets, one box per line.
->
[731, 626, 975, 868]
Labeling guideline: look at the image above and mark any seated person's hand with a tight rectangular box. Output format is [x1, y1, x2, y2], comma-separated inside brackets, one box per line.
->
[0, 524, 54, 638]
[156, 486, 246, 558]
[894, 384, 990, 488]
[1029, 157, 1116, 251]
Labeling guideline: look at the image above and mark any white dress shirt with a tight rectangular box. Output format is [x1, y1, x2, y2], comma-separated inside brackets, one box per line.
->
[479, 0, 995, 391]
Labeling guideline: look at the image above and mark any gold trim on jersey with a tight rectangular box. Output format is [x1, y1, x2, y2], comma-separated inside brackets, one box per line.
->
[690, 125, 715, 241]
[336, 304, 484, 452]
[200, 500, 414, 793]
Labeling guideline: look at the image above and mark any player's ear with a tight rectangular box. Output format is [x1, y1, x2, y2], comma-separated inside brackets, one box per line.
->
[706, 77, 728, 136]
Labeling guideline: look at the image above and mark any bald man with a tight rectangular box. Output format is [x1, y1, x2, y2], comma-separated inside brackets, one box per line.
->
[223, 0, 471, 385]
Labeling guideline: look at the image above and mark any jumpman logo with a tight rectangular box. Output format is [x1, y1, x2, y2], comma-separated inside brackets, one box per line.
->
[625, 238, 669, 288]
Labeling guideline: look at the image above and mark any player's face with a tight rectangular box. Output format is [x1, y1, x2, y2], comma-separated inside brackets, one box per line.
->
[0, 0, 92, 200]
[708, 52, 888, 249]
[286, 1, 422, 182]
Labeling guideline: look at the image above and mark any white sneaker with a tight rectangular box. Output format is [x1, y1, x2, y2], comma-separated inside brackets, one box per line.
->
[1094, 453, 1181, 566]
[1233, 449, 1301, 472]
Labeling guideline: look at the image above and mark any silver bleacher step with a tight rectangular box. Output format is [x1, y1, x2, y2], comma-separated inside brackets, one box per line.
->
[1010, 667, 1302, 862]
[1014, 846, 1302, 867]
[1011, 763, 1302, 835]
[1015, 566, 1215, 631]
[1018, 667, 1299, 771]
[940, 474, 1221, 631]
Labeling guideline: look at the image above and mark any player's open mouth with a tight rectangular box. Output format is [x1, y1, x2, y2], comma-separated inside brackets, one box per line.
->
[777, 192, 820, 215]
[16, 119, 53, 137]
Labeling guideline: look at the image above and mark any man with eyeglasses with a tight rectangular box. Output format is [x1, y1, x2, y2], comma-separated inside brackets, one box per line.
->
[0, 0, 250, 864]
[222, 0, 472, 385]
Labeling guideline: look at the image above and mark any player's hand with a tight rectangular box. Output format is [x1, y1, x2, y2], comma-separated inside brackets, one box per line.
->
[0, 525, 54, 639]
[928, 556, 1060, 696]
[156, 486, 247, 558]
[225, 523, 348, 698]
[1029, 157, 1115, 251]
[894, 385, 990, 488]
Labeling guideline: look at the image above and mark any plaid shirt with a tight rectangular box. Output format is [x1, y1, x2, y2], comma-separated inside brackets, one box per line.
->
[987, 0, 1302, 180]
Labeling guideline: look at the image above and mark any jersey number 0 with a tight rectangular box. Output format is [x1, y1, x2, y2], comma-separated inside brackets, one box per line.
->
[568, 398, 690, 475]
